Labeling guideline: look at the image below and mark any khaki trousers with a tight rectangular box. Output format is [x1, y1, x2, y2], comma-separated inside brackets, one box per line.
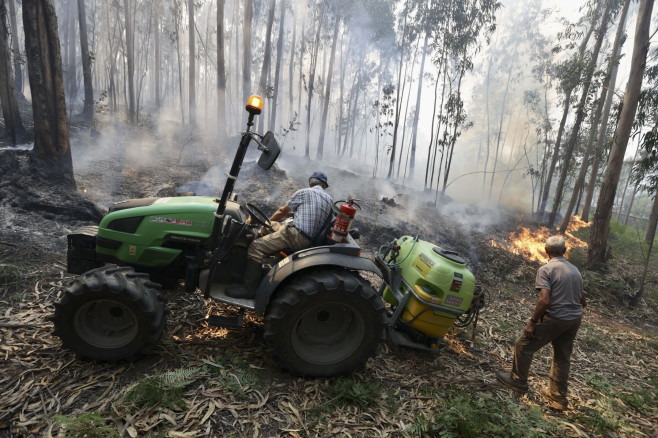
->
[512, 314, 582, 403]
[247, 219, 312, 264]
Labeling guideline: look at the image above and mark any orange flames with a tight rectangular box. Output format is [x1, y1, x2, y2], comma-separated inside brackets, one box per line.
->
[491, 215, 588, 263]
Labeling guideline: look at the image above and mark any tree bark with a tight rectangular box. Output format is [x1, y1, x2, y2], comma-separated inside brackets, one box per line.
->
[317, 5, 340, 160]
[7, 0, 21, 95]
[256, 0, 275, 133]
[77, 0, 93, 121]
[269, 0, 285, 132]
[588, 0, 654, 267]
[549, 1, 612, 227]
[124, 0, 135, 123]
[188, 0, 196, 125]
[242, 0, 253, 105]
[0, 0, 24, 143]
[22, 0, 74, 186]
[154, 0, 160, 108]
[305, 3, 324, 158]
[581, 0, 630, 222]
[409, 31, 428, 182]
[216, 0, 226, 139]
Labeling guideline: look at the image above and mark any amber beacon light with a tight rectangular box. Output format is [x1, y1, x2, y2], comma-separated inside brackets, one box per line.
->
[246, 95, 263, 115]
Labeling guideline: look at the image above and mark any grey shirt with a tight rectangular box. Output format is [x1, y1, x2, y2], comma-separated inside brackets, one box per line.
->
[535, 256, 584, 320]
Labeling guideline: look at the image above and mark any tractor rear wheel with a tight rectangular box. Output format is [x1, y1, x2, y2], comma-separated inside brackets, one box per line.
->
[52, 265, 167, 361]
[264, 269, 385, 376]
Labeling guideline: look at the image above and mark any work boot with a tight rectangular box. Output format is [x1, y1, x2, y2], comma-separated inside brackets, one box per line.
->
[226, 260, 262, 299]
[496, 372, 528, 394]
[540, 387, 568, 411]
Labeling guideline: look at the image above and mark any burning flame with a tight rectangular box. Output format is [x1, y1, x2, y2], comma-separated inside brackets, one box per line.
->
[491, 215, 588, 263]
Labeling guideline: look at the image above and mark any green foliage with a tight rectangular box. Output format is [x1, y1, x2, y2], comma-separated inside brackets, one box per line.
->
[618, 376, 658, 412]
[53, 412, 120, 438]
[204, 354, 267, 400]
[571, 406, 621, 435]
[406, 391, 557, 438]
[585, 372, 613, 395]
[324, 377, 382, 409]
[0, 263, 30, 286]
[121, 369, 200, 410]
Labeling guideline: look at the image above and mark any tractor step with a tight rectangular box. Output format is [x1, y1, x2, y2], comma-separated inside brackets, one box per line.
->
[206, 308, 245, 328]
[387, 327, 441, 352]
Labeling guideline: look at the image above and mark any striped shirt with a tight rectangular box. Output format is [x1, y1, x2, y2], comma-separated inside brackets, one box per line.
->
[286, 185, 333, 240]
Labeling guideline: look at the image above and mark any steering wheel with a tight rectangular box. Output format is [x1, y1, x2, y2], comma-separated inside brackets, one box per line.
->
[245, 203, 272, 228]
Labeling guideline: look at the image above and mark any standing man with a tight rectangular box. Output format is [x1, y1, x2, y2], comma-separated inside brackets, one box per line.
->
[497, 235, 587, 411]
[226, 171, 334, 299]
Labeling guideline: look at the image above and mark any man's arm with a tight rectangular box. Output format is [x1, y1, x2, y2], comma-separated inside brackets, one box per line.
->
[269, 205, 291, 222]
[525, 288, 550, 338]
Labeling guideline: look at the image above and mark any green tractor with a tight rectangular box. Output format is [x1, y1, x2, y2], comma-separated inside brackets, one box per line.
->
[53, 96, 485, 377]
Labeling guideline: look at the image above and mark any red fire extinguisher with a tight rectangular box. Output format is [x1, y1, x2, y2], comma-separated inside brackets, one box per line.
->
[330, 199, 361, 243]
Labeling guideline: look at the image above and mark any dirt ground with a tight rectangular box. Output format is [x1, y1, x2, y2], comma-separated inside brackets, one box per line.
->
[1, 127, 657, 437]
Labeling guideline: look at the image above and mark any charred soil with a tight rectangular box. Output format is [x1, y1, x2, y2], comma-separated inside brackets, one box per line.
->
[0, 128, 657, 437]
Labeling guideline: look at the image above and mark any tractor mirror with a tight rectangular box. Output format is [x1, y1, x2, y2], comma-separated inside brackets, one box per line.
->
[257, 131, 280, 170]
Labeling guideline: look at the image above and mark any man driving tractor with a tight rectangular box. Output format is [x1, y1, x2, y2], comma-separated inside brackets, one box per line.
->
[226, 171, 334, 299]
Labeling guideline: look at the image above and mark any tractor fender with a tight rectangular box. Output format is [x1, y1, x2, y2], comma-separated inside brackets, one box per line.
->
[254, 248, 383, 314]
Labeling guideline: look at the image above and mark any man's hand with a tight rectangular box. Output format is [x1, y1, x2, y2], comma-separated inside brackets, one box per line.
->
[524, 321, 537, 339]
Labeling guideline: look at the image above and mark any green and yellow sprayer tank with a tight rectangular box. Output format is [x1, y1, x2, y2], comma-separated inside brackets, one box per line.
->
[380, 236, 477, 340]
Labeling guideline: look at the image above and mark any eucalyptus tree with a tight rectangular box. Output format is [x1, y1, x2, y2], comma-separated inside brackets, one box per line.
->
[538, 2, 601, 216]
[0, 0, 25, 144]
[588, 0, 655, 267]
[304, 0, 324, 158]
[77, 0, 93, 121]
[560, 0, 630, 234]
[22, 0, 74, 186]
[217, 0, 226, 138]
[188, 0, 196, 126]
[124, 0, 135, 123]
[269, 0, 286, 132]
[7, 0, 22, 95]
[548, 0, 616, 227]
[243, 0, 253, 105]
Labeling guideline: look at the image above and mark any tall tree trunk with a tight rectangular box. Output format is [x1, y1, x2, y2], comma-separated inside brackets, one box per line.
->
[388, 10, 408, 180]
[188, 0, 196, 125]
[288, 17, 295, 124]
[317, 6, 340, 160]
[216, 0, 226, 139]
[549, 1, 612, 227]
[124, 0, 135, 123]
[7, 0, 21, 95]
[623, 181, 639, 225]
[488, 68, 512, 200]
[66, 0, 77, 109]
[538, 10, 598, 215]
[645, 191, 658, 244]
[22, 0, 74, 186]
[77, 0, 93, 121]
[269, 0, 285, 132]
[409, 31, 428, 182]
[242, 0, 253, 105]
[581, 0, 630, 222]
[256, 0, 275, 133]
[588, 0, 654, 267]
[154, 0, 160, 108]
[559, 0, 630, 232]
[0, 0, 24, 143]
[305, 3, 324, 158]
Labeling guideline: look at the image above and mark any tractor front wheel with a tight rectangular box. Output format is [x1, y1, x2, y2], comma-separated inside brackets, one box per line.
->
[52, 265, 167, 361]
[264, 269, 385, 377]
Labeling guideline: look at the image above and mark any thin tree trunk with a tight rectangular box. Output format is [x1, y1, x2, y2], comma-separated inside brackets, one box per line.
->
[242, 0, 253, 105]
[317, 5, 340, 160]
[0, 0, 24, 143]
[305, 3, 324, 158]
[77, 0, 93, 121]
[217, 0, 226, 139]
[269, 0, 285, 131]
[288, 17, 295, 124]
[588, 0, 654, 266]
[582, 0, 630, 222]
[388, 9, 408, 180]
[124, 0, 135, 123]
[257, 0, 275, 132]
[7, 0, 21, 95]
[550, 1, 612, 227]
[188, 0, 196, 125]
[154, 0, 160, 108]
[488, 68, 512, 200]
[409, 31, 428, 182]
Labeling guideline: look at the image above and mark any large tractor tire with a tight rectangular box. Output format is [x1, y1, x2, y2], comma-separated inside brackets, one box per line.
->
[52, 265, 167, 361]
[264, 269, 386, 377]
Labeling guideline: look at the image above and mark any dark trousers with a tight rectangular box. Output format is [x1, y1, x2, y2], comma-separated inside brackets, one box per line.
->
[512, 314, 582, 402]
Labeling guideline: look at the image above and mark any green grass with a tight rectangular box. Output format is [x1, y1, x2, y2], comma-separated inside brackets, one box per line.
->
[323, 377, 382, 409]
[406, 391, 558, 438]
[121, 368, 202, 410]
[53, 412, 120, 438]
[204, 354, 268, 400]
[0, 263, 30, 286]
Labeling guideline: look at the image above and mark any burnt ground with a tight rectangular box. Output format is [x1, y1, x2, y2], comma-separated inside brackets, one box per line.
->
[0, 122, 657, 437]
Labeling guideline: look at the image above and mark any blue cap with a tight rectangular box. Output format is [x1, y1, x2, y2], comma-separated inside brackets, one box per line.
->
[310, 171, 329, 187]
